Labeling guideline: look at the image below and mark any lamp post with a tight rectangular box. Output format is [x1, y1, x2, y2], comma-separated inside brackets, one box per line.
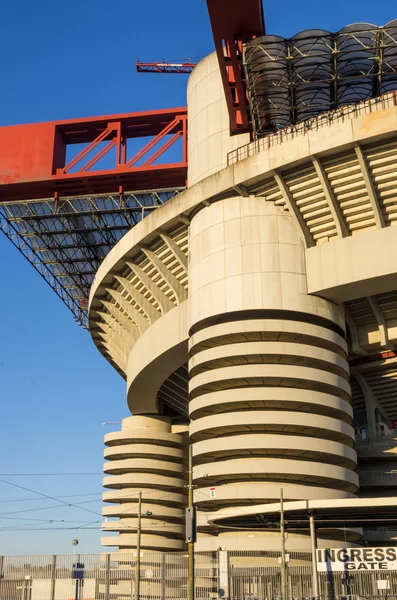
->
[187, 444, 195, 600]
[280, 490, 287, 600]
[309, 513, 319, 599]
[72, 539, 80, 600]
[136, 492, 142, 600]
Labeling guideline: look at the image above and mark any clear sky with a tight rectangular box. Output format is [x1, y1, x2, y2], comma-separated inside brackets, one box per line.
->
[0, 0, 396, 557]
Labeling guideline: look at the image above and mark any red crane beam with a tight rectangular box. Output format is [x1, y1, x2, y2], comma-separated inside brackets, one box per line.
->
[136, 60, 197, 74]
[206, 0, 265, 135]
[0, 108, 188, 202]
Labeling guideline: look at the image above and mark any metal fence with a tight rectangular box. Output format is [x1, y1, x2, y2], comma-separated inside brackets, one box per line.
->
[0, 551, 395, 600]
[227, 91, 397, 166]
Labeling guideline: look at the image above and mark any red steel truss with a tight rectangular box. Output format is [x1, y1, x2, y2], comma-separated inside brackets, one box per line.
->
[206, 0, 265, 135]
[136, 60, 197, 74]
[0, 108, 188, 202]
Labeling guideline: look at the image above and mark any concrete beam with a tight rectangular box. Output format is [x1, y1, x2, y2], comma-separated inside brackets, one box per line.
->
[311, 156, 349, 239]
[273, 170, 315, 248]
[140, 247, 188, 304]
[354, 144, 385, 230]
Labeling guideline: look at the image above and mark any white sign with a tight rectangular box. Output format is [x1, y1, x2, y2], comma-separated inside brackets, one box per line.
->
[210, 487, 216, 498]
[278, 554, 290, 564]
[145, 569, 154, 579]
[377, 580, 391, 590]
[218, 550, 229, 596]
[317, 547, 397, 572]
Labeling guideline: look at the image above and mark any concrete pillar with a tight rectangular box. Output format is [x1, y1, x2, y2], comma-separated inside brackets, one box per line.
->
[352, 370, 390, 441]
[188, 197, 359, 550]
[102, 415, 188, 551]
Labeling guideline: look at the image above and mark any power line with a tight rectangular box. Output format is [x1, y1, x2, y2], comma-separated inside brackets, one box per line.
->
[0, 482, 196, 533]
[0, 473, 102, 476]
[16, 487, 182, 532]
[0, 498, 102, 517]
[0, 475, 188, 526]
[0, 493, 102, 503]
[0, 524, 103, 532]
[0, 516, 98, 522]
[0, 524, 185, 531]
[0, 479, 102, 518]
[0, 486, 181, 518]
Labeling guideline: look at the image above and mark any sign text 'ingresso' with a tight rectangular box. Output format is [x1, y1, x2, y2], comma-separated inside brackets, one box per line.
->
[317, 547, 397, 572]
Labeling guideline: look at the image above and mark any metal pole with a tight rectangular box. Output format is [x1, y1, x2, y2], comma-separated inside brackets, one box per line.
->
[73, 545, 79, 600]
[309, 514, 319, 599]
[136, 491, 142, 600]
[105, 553, 110, 600]
[0, 555, 4, 599]
[280, 489, 287, 600]
[75, 553, 80, 600]
[161, 553, 166, 600]
[188, 443, 195, 600]
[50, 555, 56, 600]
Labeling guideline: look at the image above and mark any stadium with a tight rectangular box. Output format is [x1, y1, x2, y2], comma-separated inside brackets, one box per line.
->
[2, 2, 397, 593]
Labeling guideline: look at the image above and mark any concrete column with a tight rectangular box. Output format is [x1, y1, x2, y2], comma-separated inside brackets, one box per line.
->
[352, 370, 390, 441]
[102, 415, 188, 551]
[188, 197, 359, 550]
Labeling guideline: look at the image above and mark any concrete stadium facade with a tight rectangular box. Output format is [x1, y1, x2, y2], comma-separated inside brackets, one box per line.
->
[88, 52, 397, 552]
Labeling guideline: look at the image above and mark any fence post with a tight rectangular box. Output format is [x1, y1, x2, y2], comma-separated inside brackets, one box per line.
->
[50, 555, 57, 600]
[309, 515, 319, 599]
[161, 553, 166, 600]
[280, 489, 287, 600]
[105, 554, 111, 600]
[0, 556, 3, 599]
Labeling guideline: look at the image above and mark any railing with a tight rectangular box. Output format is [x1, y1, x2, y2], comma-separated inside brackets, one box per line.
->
[356, 440, 397, 451]
[227, 92, 397, 166]
[0, 552, 396, 600]
[358, 470, 397, 480]
[355, 430, 397, 444]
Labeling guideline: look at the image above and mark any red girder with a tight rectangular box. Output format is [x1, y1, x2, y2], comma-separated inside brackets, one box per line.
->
[143, 131, 183, 167]
[206, 0, 265, 135]
[126, 117, 182, 167]
[0, 108, 188, 202]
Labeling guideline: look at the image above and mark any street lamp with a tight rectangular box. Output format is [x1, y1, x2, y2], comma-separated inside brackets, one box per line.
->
[72, 539, 80, 600]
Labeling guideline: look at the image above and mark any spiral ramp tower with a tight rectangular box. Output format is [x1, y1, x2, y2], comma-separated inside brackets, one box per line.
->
[102, 416, 188, 551]
[187, 196, 360, 549]
[89, 44, 397, 551]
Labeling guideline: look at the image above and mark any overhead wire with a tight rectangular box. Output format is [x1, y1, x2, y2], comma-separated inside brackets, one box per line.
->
[0, 468, 191, 533]
[0, 492, 102, 503]
[0, 473, 102, 476]
[0, 516, 98, 522]
[0, 479, 103, 518]
[0, 498, 102, 517]
[0, 480, 185, 532]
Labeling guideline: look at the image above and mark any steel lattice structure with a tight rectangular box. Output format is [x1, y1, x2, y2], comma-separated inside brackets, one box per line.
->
[244, 20, 397, 135]
[0, 109, 187, 202]
[136, 60, 197, 74]
[0, 189, 182, 327]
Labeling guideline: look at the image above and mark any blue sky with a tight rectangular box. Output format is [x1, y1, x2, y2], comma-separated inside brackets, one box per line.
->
[0, 0, 396, 556]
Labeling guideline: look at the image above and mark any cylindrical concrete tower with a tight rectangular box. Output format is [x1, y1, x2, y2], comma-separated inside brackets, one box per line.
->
[187, 52, 250, 186]
[102, 415, 188, 551]
[188, 196, 358, 549]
